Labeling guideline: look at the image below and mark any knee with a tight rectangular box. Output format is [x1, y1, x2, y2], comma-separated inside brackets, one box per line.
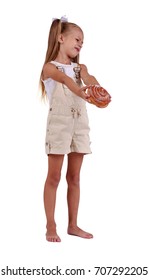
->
[66, 173, 80, 187]
[46, 172, 61, 188]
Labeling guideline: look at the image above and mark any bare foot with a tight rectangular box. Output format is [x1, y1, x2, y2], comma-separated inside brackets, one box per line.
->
[46, 233, 61, 242]
[67, 226, 93, 239]
[46, 226, 61, 242]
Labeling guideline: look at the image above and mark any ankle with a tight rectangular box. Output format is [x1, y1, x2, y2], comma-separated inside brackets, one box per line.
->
[47, 221, 56, 230]
[68, 223, 77, 229]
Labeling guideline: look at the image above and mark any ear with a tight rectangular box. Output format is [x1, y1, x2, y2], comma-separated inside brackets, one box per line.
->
[58, 34, 64, 44]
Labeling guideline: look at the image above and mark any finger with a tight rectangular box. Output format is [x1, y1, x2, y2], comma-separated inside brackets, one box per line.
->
[82, 85, 92, 91]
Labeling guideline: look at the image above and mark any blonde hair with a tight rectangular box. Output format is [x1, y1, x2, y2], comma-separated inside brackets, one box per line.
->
[39, 19, 83, 98]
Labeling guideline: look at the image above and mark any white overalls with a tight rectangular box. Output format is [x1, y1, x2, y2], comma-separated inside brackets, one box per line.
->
[43, 61, 91, 155]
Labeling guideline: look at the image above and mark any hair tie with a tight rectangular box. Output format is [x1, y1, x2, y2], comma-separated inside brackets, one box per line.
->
[52, 15, 68, 23]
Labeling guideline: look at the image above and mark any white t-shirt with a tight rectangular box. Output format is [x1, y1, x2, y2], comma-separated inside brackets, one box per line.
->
[42, 61, 79, 105]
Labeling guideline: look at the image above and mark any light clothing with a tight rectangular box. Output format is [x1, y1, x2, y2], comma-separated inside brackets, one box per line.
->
[43, 61, 91, 155]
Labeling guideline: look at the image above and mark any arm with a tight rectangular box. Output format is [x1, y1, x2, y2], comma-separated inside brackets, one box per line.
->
[80, 64, 111, 105]
[80, 64, 100, 86]
[42, 63, 89, 100]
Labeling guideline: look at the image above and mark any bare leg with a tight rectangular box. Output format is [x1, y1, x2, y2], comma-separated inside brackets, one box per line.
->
[44, 154, 64, 242]
[66, 153, 93, 239]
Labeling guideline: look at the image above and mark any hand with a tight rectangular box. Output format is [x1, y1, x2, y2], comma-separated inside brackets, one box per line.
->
[78, 85, 91, 100]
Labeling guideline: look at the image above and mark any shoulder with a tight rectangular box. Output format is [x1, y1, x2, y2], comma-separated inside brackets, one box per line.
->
[79, 64, 90, 80]
[43, 62, 57, 73]
[42, 62, 57, 80]
[79, 64, 88, 72]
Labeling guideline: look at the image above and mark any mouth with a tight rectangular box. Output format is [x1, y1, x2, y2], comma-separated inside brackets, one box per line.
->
[74, 47, 80, 52]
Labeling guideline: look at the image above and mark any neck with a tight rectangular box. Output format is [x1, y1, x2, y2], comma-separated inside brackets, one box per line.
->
[55, 53, 71, 65]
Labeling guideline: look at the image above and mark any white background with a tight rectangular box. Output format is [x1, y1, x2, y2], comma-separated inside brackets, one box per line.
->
[0, 0, 149, 279]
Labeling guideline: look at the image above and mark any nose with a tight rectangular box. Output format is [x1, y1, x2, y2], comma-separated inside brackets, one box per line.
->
[78, 42, 82, 48]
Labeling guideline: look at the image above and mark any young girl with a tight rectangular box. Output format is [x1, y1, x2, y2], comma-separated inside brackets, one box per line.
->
[40, 17, 107, 242]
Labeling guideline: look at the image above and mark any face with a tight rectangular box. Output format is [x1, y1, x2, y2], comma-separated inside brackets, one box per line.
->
[59, 28, 84, 59]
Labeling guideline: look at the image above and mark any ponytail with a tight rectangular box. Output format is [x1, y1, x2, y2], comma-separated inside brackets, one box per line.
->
[39, 19, 62, 98]
[45, 19, 61, 63]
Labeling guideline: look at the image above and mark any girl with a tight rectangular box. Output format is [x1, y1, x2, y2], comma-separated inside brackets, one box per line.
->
[40, 17, 105, 242]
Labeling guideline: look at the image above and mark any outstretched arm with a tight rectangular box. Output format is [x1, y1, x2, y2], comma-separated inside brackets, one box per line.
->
[42, 63, 90, 100]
